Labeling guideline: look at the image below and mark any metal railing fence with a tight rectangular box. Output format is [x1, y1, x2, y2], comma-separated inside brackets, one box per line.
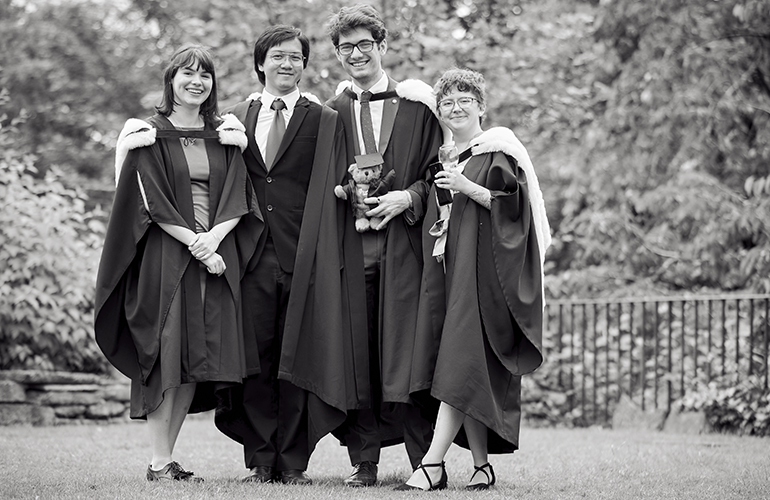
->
[542, 294, 770, 425]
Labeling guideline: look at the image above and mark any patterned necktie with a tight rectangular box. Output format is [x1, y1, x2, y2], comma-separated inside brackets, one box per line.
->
[359, 91, 378, 154]
[264, 98, 286, 169]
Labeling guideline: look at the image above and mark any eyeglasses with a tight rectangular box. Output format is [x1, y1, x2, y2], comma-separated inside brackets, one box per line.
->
[437, 97, 480, 112]
[336, 40, 376, 56]
[267, 52, 305, 65]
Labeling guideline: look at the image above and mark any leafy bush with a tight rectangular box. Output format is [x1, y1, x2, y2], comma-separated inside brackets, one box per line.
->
[0, 88, 109, 373]
[677, 376, 770, 437]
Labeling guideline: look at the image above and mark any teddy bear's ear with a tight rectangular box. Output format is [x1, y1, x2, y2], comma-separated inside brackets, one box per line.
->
[348, 163, 357, 172]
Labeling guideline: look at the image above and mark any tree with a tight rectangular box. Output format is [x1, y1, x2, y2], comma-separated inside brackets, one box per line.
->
[548, 0, 770, 297]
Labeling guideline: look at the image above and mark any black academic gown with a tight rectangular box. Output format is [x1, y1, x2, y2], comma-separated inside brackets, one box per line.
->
[410, 150, 544, 453]
[94, 114, 259, 418]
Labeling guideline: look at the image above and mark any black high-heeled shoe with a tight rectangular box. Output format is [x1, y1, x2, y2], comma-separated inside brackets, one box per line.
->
[394, 462, 448, 491]
[465, 462, 495, 490]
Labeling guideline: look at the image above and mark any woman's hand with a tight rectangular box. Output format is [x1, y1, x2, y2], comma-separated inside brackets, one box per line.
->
[434, 169, 472, 194]
[201, 253, 226, 276]
[435, 170, 492, 209]
[189, 232, 221, 261]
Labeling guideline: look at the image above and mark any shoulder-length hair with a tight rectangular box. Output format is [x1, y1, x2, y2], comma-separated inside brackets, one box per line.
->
[156, 44, 219, 126]
[253, 25, 310, 86]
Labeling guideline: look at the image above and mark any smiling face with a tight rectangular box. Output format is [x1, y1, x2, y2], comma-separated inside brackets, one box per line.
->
[259, 38, 304, 96]
[336, 27, 386, 89]
[171, 63, 212, 112]
[438, 88, 486, 137]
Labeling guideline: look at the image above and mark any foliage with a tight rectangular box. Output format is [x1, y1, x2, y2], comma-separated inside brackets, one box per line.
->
[0, 88, 109, 373]
[549, 0, 770, 297]
[678, 375, 770, 437]
[0, 0, 154, 178]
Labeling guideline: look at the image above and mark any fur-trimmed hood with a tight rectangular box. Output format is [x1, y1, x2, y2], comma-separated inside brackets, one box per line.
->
[471, 127, 552, 268]
[113, 113, 248, 186]
[334, 78, 437, 114]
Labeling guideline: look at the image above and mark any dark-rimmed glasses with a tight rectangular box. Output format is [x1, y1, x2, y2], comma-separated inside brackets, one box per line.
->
[437, 97, 479, 112]
[336, 40, 376, 56]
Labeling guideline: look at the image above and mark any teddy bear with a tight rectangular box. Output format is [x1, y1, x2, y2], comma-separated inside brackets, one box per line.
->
[334, 156, 396, 232]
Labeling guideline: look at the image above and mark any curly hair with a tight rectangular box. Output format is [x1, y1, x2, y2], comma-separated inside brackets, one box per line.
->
[433, 68, 487, 107]
[327, 4, 388, 46]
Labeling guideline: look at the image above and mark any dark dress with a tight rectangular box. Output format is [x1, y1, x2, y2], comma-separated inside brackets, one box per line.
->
[410, 148, 544, 453]
[94, 114, 258, 418]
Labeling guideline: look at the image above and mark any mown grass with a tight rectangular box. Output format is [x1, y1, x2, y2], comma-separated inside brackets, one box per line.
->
[1, 413, 768, 499]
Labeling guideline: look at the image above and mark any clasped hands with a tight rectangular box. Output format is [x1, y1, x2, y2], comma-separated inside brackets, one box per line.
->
[362, 190, 412, 231]
[189, 232, 225, 276]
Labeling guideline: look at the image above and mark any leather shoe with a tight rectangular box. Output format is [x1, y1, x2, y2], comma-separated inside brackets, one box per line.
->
[344, 461, 378, 487]
[146, 461, 204, 482]
[242, 465, 274, 483]
[278, 469, 312, 485]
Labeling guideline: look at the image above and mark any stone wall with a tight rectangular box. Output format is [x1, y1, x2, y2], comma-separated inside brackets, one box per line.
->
[0, 369, 130, 426]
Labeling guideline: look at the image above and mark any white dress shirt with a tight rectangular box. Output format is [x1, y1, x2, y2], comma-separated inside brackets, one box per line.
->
[255, 88, 301, 155]
[351, 71, 389, 154]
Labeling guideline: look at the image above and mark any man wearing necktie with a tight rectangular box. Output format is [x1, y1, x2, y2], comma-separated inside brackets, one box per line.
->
[214, 25, 352, 487]
[325, 4, 444, 488]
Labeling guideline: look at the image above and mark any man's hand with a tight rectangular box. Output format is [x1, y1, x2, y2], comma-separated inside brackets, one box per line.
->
[189, 232, 221, 261]
[201, 253, 226, 276]
[363, 190, 411, 231]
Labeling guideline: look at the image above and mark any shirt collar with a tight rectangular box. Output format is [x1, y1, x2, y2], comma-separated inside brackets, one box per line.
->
[351, 71, 389, 97]
[260, 87, 301, 110]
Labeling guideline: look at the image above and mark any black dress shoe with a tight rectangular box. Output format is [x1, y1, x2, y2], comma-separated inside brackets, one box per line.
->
[344, 461, 378, 487]
[243, 465, 275, 483]
[279, 469, 312, 485]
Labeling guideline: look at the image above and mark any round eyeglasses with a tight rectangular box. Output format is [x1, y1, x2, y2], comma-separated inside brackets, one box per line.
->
[268, 52, 305, 65]
[437, 97, 480, 112]
[336, 40, 376, 56]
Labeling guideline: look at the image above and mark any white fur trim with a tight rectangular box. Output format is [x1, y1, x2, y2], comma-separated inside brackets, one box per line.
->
[335, 79, 438, 114]
[335, 81, 352, 96]
[246, 91, 321, 105]
[217, 113, 248, 151]
[302, 92, 321, 105]
[395, 79, 437, 114]
[114, 118, 155, 186]
[472, 127, 552, 305]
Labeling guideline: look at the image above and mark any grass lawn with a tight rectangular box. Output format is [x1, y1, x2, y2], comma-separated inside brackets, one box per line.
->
[1, 413, 768, 499]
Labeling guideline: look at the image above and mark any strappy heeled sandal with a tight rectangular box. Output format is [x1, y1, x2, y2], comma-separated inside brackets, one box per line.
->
[394, 461, 448, 491]
[465, 462, 496, 490]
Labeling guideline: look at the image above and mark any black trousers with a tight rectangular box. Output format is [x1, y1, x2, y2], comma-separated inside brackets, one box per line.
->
[342, 232, 433, 470]
[240, 239, 309, 471]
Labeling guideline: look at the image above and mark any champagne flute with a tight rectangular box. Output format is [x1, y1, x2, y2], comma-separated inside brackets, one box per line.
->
[434, 143, 459, 206]
[438, 143, 459, 171]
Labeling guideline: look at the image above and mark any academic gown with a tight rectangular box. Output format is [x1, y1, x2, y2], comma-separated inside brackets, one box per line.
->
[94, 114, 260, 418]
[213, 100, 360, 452]
[326, 80, 443, 449]
[409, 150, 544, 453]
[326, 79, 444, 406]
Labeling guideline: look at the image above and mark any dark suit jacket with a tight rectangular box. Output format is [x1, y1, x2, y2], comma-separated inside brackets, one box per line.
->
[228, 95, 320, 273]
